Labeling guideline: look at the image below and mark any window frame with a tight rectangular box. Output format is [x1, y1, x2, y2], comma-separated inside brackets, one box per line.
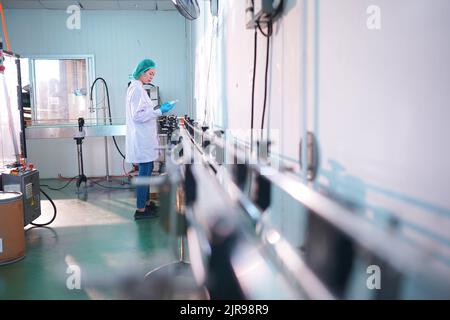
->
[26, 54, 96, 126]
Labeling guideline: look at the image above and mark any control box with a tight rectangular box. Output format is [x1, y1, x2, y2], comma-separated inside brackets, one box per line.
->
[1, 170, 41, 226]
[246, 0, 283, 29]
[143, 84, 160, 108]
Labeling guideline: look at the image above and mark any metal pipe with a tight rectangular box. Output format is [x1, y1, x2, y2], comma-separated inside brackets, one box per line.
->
[103, 105, 110, 181]
[104, 136, 110, 182]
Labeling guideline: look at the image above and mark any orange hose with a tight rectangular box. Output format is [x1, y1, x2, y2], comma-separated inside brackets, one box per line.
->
[0, 1, 10, 51]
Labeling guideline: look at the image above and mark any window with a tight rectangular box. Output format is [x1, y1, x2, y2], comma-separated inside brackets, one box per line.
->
[28, 56, 95, 125]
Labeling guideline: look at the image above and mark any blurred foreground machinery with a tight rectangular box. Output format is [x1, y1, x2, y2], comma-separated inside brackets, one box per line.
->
[91, 116, 450, 300]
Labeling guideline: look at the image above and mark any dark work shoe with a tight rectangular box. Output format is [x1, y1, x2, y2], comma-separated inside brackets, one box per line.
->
[145, 201, 159, 215]
[134, 209, 158, 220]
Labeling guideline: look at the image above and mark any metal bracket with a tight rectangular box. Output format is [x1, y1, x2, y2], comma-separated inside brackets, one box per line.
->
[299, 131, 318, 181]
[246, 0, 284, 29]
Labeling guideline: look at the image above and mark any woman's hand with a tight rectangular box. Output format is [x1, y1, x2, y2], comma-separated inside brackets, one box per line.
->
[160, 100, 177, 114]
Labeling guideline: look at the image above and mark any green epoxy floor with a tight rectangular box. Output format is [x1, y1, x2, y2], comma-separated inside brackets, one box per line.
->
[0, 179, 177, 300]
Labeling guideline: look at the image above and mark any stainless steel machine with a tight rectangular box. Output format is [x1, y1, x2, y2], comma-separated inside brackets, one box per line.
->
[1, 170, 41, 226]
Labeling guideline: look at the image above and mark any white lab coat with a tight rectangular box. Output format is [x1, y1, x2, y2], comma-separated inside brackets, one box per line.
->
[125, 79, 162, 164]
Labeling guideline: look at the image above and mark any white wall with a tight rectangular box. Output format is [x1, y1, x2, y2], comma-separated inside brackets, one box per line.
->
[189, 0, 307, 248]
[189, 0, 450, 297]
[314, 0, 450, 257]
[2, 9, 186, 178]
[313, 0, 450, 298]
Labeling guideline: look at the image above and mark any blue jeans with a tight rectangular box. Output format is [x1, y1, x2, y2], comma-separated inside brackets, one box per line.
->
[136, 161, 153, 209]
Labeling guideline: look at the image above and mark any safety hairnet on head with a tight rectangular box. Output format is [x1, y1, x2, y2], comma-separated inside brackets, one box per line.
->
[132, 59, 156, 79]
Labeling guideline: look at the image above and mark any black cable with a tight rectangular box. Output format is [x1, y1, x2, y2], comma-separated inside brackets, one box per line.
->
[42, 177, 132, 191]
[40, 176, 77, 191]
[112, 137, 125, 159]
[31, 188, 57, 227]
[31, 178, 132, 229]
[88, 178, 135, 190]
[257, 21, 273, 37]
[250, 26, 258, 152]
[260, 21, 272, 132]
[90, 77, 126, 159]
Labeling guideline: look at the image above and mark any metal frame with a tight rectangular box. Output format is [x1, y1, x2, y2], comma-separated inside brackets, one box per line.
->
[15, 55, 27, 158]
[131, 126, 333, 298]
[1, 51, 26, 163]
[183, 120, 450, 298]
[179, 125, 334, 299]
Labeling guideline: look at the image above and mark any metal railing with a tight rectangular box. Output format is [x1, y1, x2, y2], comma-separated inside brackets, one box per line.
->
[181, 120, 450, 298]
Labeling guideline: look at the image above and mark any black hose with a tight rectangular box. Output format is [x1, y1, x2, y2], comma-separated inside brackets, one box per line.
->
[112, 137, 125, 159]
[88, 178, 135, 190]
[40, 176, 77, 191]
[31, 188, 57, 227]
[90, 77, 126, 159]
[260, 21, 272, 132]
[251, 26, 257, 152]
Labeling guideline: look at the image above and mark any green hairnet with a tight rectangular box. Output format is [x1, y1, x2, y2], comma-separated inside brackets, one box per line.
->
[132, 59, 156, 79]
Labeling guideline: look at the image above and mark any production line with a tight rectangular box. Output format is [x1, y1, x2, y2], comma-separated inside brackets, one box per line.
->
[1, 0, 450, 302]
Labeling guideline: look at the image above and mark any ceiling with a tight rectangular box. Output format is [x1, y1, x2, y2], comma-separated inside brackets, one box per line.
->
[1, 0, 177, 11]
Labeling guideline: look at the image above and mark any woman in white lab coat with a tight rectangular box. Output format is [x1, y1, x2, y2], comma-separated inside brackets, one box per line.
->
[126, 59, 176, 220]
